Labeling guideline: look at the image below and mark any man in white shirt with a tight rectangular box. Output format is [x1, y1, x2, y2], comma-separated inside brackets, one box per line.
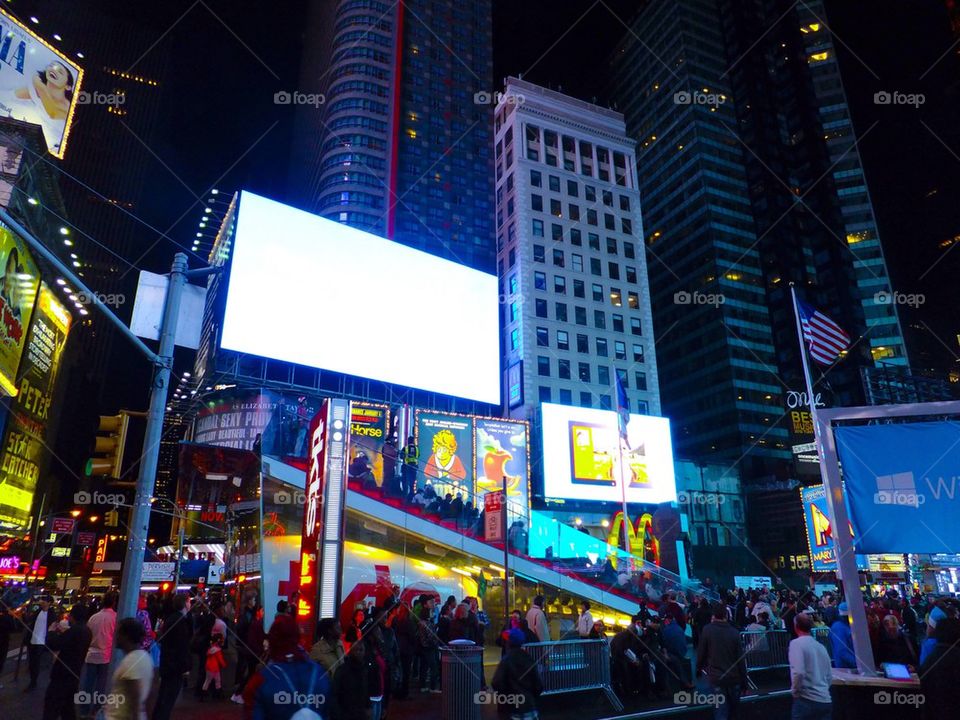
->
[81, 591, 118, 718]
[576, 601, 594, 638]
[526, 595, 550, 642]
[105, 617, 155, 720]
[788, 613, 833, 719]
[26, 595, 55, 690]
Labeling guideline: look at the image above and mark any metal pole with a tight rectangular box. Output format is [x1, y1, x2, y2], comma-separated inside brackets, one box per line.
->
[116, 253, 187, 624]
[174, 512, 185, 590]
[502, 475, 509, 633]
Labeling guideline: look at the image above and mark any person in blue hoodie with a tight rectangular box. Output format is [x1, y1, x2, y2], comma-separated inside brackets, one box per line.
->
[246, 613, 332, 720]
[829, 603, 856, 669]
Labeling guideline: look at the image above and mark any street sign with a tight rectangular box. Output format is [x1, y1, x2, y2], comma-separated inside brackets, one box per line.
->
[141, 561, 175, 582]
[484, 490, 504, 542]
[76, 531, 96, 546]
[52, 518, 75, 534]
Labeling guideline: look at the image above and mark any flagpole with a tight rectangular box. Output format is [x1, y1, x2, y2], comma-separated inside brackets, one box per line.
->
[614, 369, 632, 572]
[790, 284, 876, 675]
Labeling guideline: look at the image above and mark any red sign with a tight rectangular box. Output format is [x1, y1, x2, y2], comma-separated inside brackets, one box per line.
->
[484, 491, 504, 542]
[76, 532, 96, 546]
[298, 401, 330, 646]
[0, 555, 20, 574]
[52, 517, 75, 534]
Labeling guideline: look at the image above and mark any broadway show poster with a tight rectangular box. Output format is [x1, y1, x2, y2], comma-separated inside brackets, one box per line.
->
[0, 9, 84, 158]
[474, 418, 528, 512]
[193, 390, 279, 451]
[416, 412, 473, 498]
[0, 284, 70, 531]
[349, 403, 389, 487]
[0, 222, 39, 397]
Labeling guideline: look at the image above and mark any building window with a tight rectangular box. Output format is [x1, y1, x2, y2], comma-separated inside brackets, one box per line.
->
[614, 341, 626, 360]
[551, 224, 563, 241]
[559, 388, 572, 404]
[567, 179, 579, 197]
[612, 314, 623, 332]
[585, 185, 596, 202]
[573, 279, 585, 297]
[530, 169, 542, 187]
[580, 391, 592, 408]
[558, 359, 571, 379]
[619, 195, 630, 211]
[635, 371, 647, 391]
[575, 306, 587, 325]
[510, 301, 520, 322]
[589, 233, 600, 251]
[550, 198, 562, 217]
[533, 244, 545, 262]
[577, 333, 589, 353]
[578, 363, 591, 383]
[534, 271, 546, 290]
[590, 258, 602, 276]
[628, 291, 639, 309]
[622, 217, 633, 234]
[507, 198, 514, 216]
[596, 337, 608, 357]
[557, 330, 569, 350]
[554, 275, 566, 294]
[572, 254, 583, 272]
[536, 327, 549, 347]
[537, 356, 550, 377]
[509, 275, 518, 294]
[532, 219, 544, 237]
[608, 263, 620, 280]
[535, 299, 548, 318]
[594, 310, 606, 329]
[598, 366, 610, 386]
[587, 209, 598, 226]
[592, 283, 603, 302]
[616, 368, 628, 388]
[532, 194, 543, 212]
[568, 204, 580, 221]
[570, 229, 582, 246]
[624, 241, 635, 259]
[637, 399, 649, 414]
[632, 343, 645, 362]
[602, 190, 613, 207]
[553, 249, 564, 267]
[510, 328, 519, 350]
[555, 302, 568, 322]
[626, 266, 637, 284]
[549, 175, 560, 192]
[508, 248, 516, 267]
[630, 317, 642, 335]
[606, 237, 617, 255]
[539, 386, 551, 402]
[610, 288, 622, 307]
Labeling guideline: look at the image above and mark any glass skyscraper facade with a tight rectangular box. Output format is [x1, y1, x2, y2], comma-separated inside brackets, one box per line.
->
[292, 0, 495, 272]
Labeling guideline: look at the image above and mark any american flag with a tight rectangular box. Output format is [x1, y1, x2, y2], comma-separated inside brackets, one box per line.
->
[614, 370, 630, 445]
[797, 300, 850, 365]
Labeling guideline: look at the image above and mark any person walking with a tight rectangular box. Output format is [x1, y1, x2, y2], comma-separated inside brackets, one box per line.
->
[201, 633, 227, 700]
[526, 596, 550, 642]
[152, 595, 192, 720]
[828, 603, 856, 669]
[25, 594, 56, 691]
[334, 635, 370, 720]
[491, 629, 543, 720]
[415, 595, 441, 693]
[42, 604, 93, 720]
[400, 436, 419, 498]
[80, 590, 118, 717]
[695, 602, 747, 719]
[576, 601, 594, 639]
[788, 613, 833, 720]
[104, 618, 155, 720]
[230, 593, 260, 703]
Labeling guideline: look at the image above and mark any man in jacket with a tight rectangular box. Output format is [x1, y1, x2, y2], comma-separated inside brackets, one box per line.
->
[310, 618, 345, 675]
[491, 629, 543, 719]
[696, 602, 748, 719]
[42, 604, 93, 720]
[152, 595, 193, 720]
[525, 596, 550, 642]
[24, 594, 57, 691]
[333, 636, 370, 720]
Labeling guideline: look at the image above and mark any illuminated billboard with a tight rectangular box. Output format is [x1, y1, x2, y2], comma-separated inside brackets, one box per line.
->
[0, 9, 83, 158]
[800, 484, 867, 573]
[220, 191, 501, 404]
[0, 221, 39, 397]
[541, 403, 676, 505]
[414, 410, 529, 515]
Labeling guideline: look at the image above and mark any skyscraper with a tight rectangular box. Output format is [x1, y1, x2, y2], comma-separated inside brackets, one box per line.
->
[291, 0, 495, 272]
[495, 78, 660, 421]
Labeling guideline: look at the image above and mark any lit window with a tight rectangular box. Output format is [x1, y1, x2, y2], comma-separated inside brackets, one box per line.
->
[808, 51, 829, 63]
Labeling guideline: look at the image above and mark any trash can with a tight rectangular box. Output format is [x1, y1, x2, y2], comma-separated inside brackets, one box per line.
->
[441, 641, 484, 720]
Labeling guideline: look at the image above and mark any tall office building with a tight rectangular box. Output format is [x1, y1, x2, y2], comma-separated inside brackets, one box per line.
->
[291, 0, 495, 272]
[612, 0, 911, 575]
[495, 78, 660, 422]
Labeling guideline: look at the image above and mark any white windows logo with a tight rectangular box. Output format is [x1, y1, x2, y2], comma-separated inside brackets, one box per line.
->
[874, 472, 925, 508]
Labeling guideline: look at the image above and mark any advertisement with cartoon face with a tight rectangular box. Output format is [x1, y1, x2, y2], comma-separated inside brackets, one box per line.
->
[416, 413, 473, 498]
[474, 418, 528, 509]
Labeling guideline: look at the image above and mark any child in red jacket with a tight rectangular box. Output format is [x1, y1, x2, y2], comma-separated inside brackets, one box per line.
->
[202, 632, 228, 699]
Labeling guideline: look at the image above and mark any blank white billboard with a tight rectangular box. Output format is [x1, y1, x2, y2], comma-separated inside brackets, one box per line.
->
[541, 402, 677, 504]
[220, 192, 500, 404]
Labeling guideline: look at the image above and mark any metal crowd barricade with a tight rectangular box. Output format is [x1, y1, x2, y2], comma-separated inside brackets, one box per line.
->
[440, 643, 484, 720]
[740, 629, 790, 689]
[811, 625, 834, 660]
[523, 638, 623, 712]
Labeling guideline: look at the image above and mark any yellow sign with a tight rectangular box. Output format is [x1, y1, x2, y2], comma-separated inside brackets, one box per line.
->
[0, 223, 39, 396]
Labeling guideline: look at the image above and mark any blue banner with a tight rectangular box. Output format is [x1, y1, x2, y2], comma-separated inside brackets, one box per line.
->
[834, 421, 960, 553]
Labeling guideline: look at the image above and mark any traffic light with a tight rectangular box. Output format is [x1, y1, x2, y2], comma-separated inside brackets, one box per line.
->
[104, 509, 119, 527]
[160, 581, 171, 595]
[85, 413, 130, 479]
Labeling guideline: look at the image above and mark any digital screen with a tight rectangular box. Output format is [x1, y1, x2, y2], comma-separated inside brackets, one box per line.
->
[0, 9, 84, 158]
[220, 192, 500, 404]
[541, 403, 676, 504]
